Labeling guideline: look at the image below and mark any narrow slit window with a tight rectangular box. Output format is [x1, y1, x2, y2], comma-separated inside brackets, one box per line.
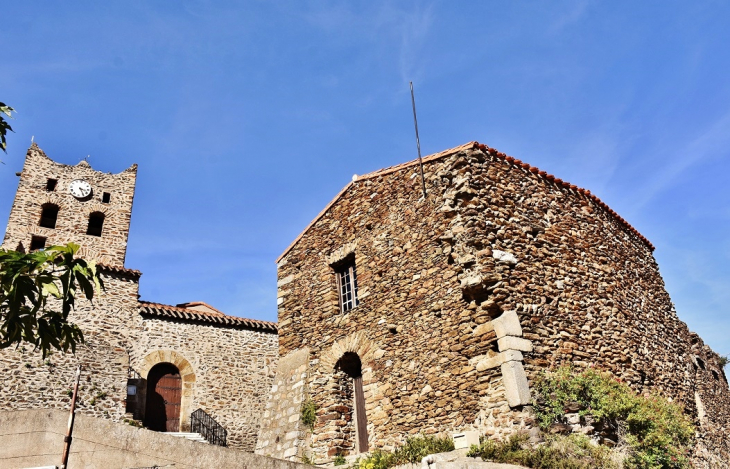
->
[102, 192, 111, 204]
[39, 204, 59, 229]
[86, 212, 105, 237]
[334, 256, 359, 313]
[30, 236, 47, 251]
[46, 179, 58, 191]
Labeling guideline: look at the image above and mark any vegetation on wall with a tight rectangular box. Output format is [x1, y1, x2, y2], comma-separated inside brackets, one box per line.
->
[300, 398, 317, 431]
[719, 355, 728, 369]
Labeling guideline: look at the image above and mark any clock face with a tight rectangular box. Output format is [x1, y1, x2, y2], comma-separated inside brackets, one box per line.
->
[69, 179, 92, 199]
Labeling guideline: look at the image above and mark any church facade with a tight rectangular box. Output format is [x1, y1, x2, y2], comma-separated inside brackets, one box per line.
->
[0, 144, 278, 450]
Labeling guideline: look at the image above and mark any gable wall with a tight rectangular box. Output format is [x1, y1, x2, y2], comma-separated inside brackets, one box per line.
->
[272, 146, 730, 465]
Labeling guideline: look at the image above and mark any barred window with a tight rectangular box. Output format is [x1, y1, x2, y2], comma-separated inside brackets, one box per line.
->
[335, 257, 359, 313]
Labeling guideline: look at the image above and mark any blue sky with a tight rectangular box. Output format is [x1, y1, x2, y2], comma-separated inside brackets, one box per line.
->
[2, 1, 729, 357]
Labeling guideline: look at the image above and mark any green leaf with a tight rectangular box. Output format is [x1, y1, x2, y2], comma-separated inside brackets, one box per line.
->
[41, 280, 61, 298]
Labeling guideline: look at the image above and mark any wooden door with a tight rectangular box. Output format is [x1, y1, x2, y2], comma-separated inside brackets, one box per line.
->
[353, 376, 369, 452]
[144, 364, 182, 432]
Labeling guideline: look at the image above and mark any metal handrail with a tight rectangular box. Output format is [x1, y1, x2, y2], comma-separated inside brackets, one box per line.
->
[190, 408, 228, 447]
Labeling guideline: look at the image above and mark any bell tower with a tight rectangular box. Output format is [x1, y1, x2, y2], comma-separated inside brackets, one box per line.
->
[2, 143, 138, 266]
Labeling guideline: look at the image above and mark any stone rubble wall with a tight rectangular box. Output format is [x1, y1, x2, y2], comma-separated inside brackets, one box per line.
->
[256, 348, 311, 460]
[274, 145, 730, 466]
[0, 144, 281, 453]
[0, 271, 280, 452]
[0, 272, 139, 422]
[2, 143, 137, 265]
[131, 317, 279, 451]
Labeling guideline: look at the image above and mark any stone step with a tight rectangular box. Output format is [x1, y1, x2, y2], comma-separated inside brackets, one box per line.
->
[166, 432, 209, 443]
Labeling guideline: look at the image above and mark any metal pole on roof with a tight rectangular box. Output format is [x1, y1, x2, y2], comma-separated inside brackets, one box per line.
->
[410, 81, 427, 199]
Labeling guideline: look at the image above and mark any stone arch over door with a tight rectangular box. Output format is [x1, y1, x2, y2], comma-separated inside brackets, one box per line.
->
[139, 350, 196, 431]
[320, 332, 379, 456]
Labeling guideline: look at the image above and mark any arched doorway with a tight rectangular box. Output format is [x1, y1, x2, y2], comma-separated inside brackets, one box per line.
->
[144, 363, 182, 432]
[336, 352, 369, 453]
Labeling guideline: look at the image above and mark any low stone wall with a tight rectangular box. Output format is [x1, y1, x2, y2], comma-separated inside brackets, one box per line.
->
[0, 408, 311, 469]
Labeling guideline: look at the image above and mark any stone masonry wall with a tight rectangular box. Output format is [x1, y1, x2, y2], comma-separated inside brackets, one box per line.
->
[1, 144, 280, 453]
[273, 143, 730, 465]
[131, 317, 279, 451]
[0, 271, 140, 422]
[2, 143, 137, 265]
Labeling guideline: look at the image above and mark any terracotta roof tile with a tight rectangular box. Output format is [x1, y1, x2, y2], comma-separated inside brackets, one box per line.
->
[277, 141, 654, 262]
[98, 263, 142, 278]
[138, 301, 277, 332]
[175, 301, 226, 316]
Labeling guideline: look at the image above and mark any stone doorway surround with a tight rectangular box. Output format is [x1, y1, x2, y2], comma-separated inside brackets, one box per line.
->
[319, 331, 379, 456]
[138, 350, 196, 431]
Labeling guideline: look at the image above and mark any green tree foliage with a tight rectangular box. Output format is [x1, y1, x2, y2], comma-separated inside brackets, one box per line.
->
[0, 243, 104, 357]
[0, 102, 15, 155]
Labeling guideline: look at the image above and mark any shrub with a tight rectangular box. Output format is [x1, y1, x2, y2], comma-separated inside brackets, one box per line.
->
[333, 453, 347, 466]
[467, 433, 615, 469]
[300, 398, 317, 430]
[532, 366, 694, 469]
[353, 449, 395, 469]
[353, 434, 454, 469]
[394, 434, 454, 464]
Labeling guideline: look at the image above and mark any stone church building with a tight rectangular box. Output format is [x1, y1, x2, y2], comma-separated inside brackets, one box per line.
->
[0, 144, 278, 450]
[2, 141, 729, 466]
[257, 142, 730, 466]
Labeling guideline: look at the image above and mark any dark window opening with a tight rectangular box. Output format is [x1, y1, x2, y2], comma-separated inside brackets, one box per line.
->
[86, 212, 105, 237]
[39, 204, 59, 229]
[711, 370, 719, 381]
[30, 236, 47, 251]
[697, 358, 706, 370]
[334, 256, 359, 313]
[46, 179, 58, 191]
[102, 192, 111, 203]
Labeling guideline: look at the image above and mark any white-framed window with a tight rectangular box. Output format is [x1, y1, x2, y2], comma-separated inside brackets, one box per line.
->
[335, 257, 359, 312]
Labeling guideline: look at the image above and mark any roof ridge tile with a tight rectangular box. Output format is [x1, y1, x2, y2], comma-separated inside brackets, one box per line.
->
[138, 300, 277, 332]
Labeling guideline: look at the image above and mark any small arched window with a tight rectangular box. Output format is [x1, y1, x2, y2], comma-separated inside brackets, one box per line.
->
[39, 203, 60, 229]
[86, 212, 105, 237]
